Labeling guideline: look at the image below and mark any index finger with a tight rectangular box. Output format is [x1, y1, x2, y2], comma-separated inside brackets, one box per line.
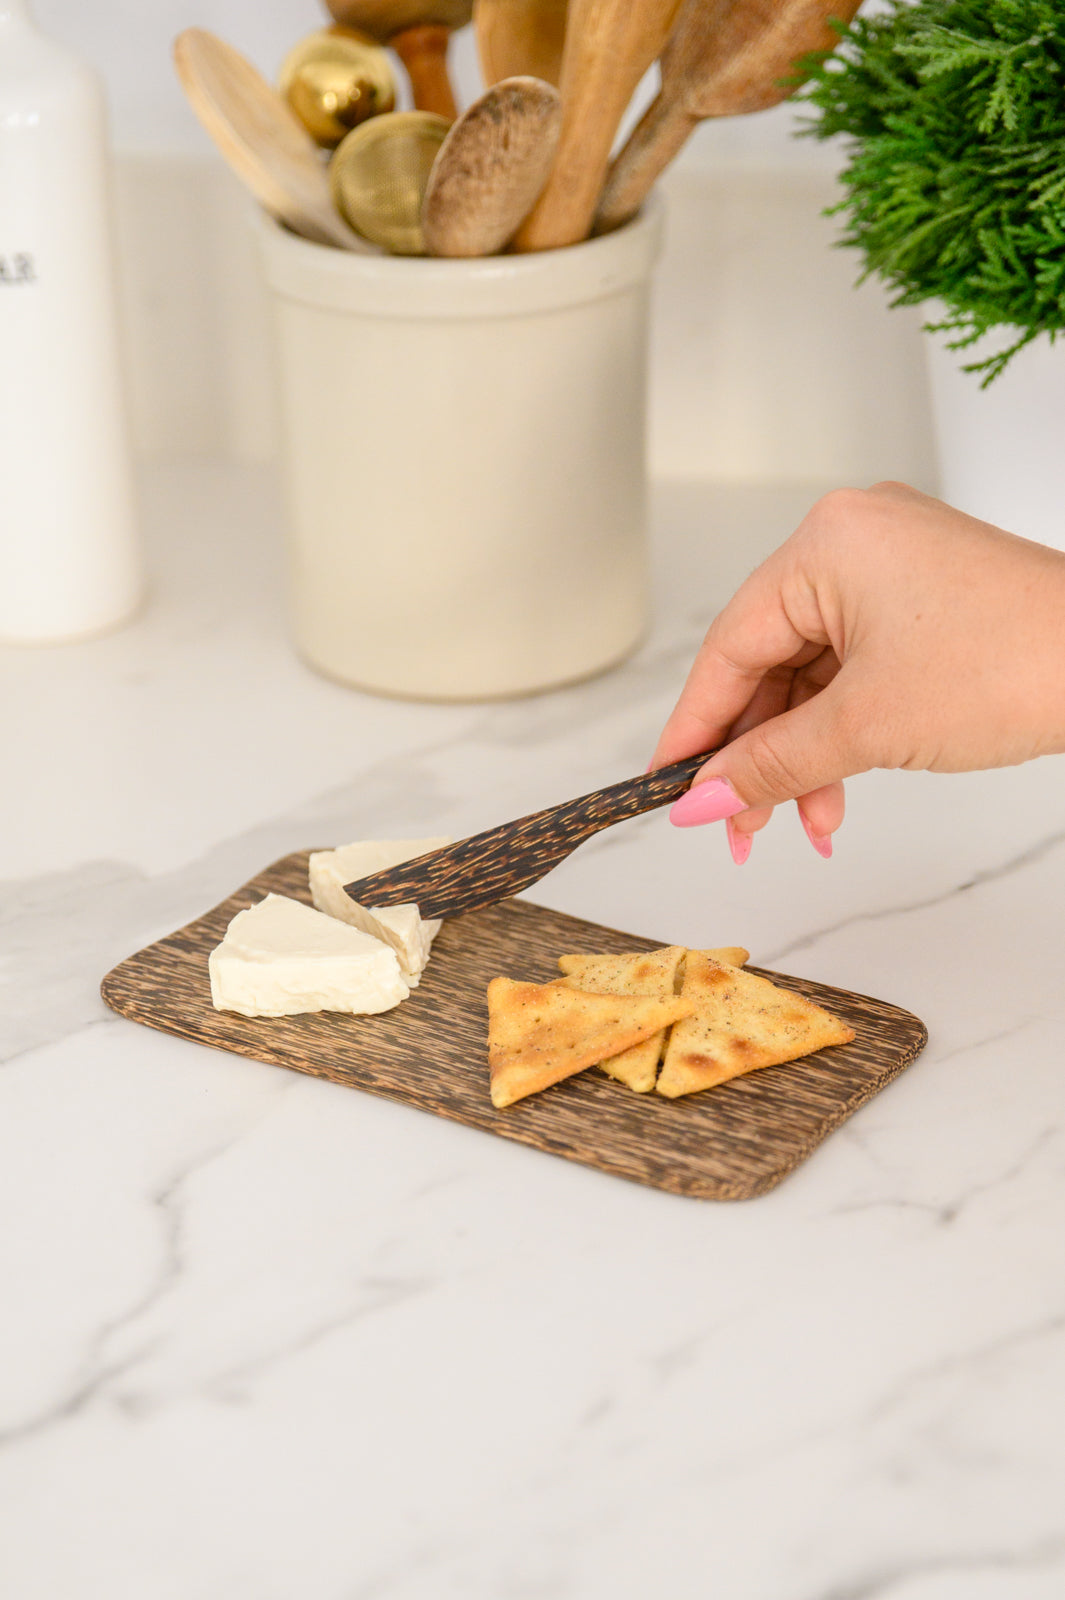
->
[651, 549, 828, 769]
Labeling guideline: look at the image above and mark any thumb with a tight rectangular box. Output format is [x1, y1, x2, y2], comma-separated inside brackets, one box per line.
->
[670, 682, 863, 824]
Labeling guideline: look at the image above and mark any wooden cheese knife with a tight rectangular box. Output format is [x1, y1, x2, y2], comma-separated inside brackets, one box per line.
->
[343, 752, 713, 919]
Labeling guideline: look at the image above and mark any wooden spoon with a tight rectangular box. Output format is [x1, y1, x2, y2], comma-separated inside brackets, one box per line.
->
[511, 0, 683, 253]
[597, 0, 864, 232]
[422, 76, 561, 256]
[323, 1, 472, 119]
[173, 28, 367, 249]
[474, 0, 568, 88]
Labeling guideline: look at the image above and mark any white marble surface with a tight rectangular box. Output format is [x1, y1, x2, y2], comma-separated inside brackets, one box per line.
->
[2, 460, 1064, 1600]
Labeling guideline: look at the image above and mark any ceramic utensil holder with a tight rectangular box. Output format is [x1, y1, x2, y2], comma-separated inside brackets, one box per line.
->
[257, 202, 662, 699]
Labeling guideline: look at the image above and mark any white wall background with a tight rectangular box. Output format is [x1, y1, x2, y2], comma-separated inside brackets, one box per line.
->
[32, 0, 845, 165]
[27, 0, 936, 487]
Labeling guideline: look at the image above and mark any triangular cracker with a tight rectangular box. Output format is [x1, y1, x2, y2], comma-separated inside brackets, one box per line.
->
[555, 946, 687, 1092]
[657, 953, 855, 1098]
[701, 947, 750, 968]
[487, 978, 694, 1109]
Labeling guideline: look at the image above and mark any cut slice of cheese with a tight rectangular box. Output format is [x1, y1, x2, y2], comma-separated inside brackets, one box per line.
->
[309, 837, 451, 984]
[209, 893, 409, 1018]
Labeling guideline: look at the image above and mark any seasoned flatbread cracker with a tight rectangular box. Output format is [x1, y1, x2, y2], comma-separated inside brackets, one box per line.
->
[487, 977, 694, 1109]
[555, 946, 687, 1092]
[657, 953, 855, 1098]
[700, 947, 749, 968]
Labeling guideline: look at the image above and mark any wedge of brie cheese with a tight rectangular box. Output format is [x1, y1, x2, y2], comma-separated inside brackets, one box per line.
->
[308, 837, 451, 984]
[209, 893, 409, 1018]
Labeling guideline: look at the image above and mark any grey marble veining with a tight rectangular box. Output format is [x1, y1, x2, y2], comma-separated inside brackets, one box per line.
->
[1, 462, 1063, 1600]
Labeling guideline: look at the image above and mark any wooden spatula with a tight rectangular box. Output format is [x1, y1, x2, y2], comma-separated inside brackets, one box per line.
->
[511, 0, 683, 252]
[173, 28, 367, 250]
[474, 0, 568, 88]
[596, 0, 863, 232]
[342, 753, 713, 920]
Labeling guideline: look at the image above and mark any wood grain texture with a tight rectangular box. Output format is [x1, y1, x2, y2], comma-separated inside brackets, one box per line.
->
[342, 752, 710, 919]
[474, 0, 568, 88]
[423, 77, 561, 258]
[597, 0, 863, 231]
[100, 852, 928, 1202]
[172, 29, 364, 251]
[324, 0, 473, 35]
[512, 0, 683, 251]
[391, 25, 459, 120]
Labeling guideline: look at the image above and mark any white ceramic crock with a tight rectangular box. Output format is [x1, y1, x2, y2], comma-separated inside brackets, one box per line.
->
[924, 317, 1065, 552]
[257, 203, 663, 700]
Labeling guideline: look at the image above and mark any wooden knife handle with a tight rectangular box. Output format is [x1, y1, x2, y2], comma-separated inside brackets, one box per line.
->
[562, 751, 713, 836]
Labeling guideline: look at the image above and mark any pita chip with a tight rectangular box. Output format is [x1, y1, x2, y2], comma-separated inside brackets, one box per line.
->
[487, 977, 694, 1109]
[657, 953, 855, 1098]
[555, 946, 687, 1092]
[702, 947, 749, 968]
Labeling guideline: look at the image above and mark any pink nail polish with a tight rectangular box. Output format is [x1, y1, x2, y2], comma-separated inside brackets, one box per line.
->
[727, 816, 752, 865]
[800, 810, 833, 858]
[670, 776, 746, 828]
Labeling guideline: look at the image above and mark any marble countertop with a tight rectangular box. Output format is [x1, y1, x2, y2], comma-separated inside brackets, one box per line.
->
[3, 460, 1064, 1600]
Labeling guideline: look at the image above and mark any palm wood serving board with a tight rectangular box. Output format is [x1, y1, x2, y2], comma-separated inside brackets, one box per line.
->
[101, 851, 927, 1201]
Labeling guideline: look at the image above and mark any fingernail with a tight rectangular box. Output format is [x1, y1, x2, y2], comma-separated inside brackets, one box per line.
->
[670, 776, 745, 828]
[727, 816, 752, 865]
[800, 809, 833, 858]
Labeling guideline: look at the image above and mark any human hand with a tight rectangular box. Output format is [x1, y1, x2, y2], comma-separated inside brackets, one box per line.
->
[651, 483, 1065, 860]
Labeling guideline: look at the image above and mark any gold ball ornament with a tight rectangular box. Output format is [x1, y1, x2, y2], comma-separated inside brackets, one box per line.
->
[279, 26, 396, 147]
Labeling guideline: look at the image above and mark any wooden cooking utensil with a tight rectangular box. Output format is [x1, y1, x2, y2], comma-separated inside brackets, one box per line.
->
[512, 0, 683, 253]
[341, 753, 713, 920]
[422, 76, 561, 256]
[597, 0, 864, 232]
[474, 0, 568, 88]
[323, 0, 472, 119]
[173, 28, 366, 250]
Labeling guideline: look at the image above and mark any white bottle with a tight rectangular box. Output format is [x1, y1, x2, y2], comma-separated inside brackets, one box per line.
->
[0, 0, 141, 643]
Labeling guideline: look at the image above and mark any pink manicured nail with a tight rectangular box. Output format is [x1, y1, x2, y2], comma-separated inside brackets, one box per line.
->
[726, 816, 752, 865]
[670, 776, 745, 828]
[800, 810, 833, 858]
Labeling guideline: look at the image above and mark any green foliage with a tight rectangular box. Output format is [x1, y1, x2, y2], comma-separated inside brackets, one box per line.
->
[795, 0, 1065, 382]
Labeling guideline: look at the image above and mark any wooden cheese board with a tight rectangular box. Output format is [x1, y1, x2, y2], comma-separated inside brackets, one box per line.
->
[101, 851, 927, 1201]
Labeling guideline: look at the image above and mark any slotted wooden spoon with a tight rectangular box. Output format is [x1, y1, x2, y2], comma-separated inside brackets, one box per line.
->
[174, 28, 367, 249]
[323, 0, 472, 119]
[341, 753, 712, 920]
[474, 0, 568, 88]
[597, 0, 863, 232]
[512, 0, 683, 252]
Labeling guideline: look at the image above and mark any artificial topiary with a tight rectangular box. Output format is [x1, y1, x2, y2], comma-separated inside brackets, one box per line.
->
[795, 0, 1065, 382]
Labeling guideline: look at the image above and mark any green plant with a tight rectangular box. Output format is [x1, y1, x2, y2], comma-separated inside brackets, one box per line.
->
[795, 0, 1065, 382]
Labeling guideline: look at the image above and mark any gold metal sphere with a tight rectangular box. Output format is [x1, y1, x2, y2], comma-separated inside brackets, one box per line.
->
[280, 26, 396, 148]
[329, 111, 452, 255]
